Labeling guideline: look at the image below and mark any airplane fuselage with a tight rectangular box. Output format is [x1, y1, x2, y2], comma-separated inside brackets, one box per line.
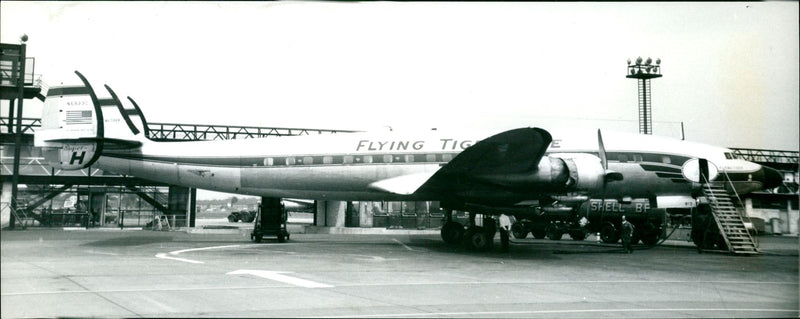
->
[95, 128, 769, 205]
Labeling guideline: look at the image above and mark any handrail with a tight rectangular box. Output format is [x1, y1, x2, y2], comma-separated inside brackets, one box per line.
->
[702, 183, 734, 252]
[721, 171, 759, 249]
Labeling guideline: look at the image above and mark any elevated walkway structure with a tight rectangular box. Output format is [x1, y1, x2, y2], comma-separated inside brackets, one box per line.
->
[147, 123, 359, 141]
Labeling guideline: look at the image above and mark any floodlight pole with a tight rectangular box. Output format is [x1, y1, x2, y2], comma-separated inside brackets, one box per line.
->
[626, 57, 662, 135]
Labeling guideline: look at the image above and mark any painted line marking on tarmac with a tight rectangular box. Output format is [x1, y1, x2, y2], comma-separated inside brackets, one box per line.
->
[155, 253, 204, 264]
[392, 238, 417, 251]
[155, 243, 287, 264]
[227, 269, 333, 288]
[327, 308, 799, 318]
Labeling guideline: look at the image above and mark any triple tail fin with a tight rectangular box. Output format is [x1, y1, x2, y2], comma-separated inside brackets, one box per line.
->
[35, 71, 148, 169]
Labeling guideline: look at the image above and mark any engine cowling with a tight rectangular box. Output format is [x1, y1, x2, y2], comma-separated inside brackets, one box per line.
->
[550, 153, 606, 193]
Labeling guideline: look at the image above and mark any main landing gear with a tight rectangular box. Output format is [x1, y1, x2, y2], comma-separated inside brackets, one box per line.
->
[440, 209, 498, 252]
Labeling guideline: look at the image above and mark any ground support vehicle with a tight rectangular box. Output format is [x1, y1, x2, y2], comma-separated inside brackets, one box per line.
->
[228, 210, 255, 223]
[510, 199, 666, 245]
[250, 198, 289, 243]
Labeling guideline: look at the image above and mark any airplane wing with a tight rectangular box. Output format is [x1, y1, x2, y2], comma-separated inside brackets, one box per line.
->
[368, 128, 553, 199]
[368, 172, 439, 195]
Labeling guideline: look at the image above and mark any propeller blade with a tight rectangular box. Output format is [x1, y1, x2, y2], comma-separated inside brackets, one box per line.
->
[597, 129, 608, 170]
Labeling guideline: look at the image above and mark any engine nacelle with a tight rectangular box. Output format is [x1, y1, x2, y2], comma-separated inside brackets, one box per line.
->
[551, 153, 605, 192]
[471, 153, 606, 194]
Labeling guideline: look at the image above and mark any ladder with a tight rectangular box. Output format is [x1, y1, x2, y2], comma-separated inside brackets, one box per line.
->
[702, 184, 758, 255]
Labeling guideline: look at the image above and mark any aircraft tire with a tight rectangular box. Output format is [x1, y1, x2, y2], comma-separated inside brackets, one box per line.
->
[511, 222, 528, 239]
[641, 232, 660, 245]
[600, 224, 619, 243]
[441, 221, 464, 245]
[252, 233, 262, 243]
[532, 228, 547, 239]
[464, 227, 492, 251]
[228, 216, 237, 223]
[278, 233, 286, 243]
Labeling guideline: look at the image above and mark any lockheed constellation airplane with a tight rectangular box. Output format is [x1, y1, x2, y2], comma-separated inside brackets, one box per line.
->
[34, 71, 782, 250]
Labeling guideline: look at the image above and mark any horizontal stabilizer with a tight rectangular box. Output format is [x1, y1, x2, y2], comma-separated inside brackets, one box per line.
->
[43, 137, 142, 150]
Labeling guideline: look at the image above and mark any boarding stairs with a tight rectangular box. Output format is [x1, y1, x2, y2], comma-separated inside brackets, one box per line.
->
[702, 183, 758, 255]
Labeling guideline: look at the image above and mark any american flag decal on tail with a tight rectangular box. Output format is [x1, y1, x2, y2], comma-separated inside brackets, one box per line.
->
[65, 110, 92, 125]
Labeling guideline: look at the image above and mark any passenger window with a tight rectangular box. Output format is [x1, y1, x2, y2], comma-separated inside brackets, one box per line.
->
[303, 156, 313, 165]
[661, 156, 671, 164]
[383, 154, 393, 163]
[405, 155, 415, 162]
[632, 154, 643, 162]
[442, 154, 453, 162]
[617, 154, 628, 163]
[426, 154, 436, 162]
[286, 157, 296, 165]
[323, 156, 333, 164]
[343, 156, 354, 164]
[363, 155, 373, 163]
[263, 158, 274, 166]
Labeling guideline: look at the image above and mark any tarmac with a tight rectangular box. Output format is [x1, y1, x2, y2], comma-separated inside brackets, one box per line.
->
[1, 223, 797, 318]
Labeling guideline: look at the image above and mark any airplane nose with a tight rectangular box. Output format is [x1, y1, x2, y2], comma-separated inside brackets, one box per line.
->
[761, 166, 783, 190]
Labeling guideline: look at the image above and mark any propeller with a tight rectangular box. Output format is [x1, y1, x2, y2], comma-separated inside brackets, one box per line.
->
[597, 129, 623, 226]
[598, 129, 623, 182]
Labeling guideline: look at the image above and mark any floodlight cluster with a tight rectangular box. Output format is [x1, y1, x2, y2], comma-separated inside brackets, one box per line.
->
[627, 56, 661, 75]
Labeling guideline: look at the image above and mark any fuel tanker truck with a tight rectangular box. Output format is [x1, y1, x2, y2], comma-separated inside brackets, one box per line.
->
[510, 198, 666, 245]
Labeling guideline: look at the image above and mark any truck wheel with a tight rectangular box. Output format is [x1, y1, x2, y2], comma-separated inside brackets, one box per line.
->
[228, 215, 237, 223]
[278, 233, 286, 243]
[642, 232, 660, 245]
[600, 224, 619, 243]
[546, 224, 562, 240]
[569, 230, 587, 241]
[532, 227, 546, 239]
[511, 222, 528, 239]
[251, 233, 262, 243]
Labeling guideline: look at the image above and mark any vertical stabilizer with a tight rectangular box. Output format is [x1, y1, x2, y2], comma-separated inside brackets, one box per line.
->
[34, 71, 143, 170]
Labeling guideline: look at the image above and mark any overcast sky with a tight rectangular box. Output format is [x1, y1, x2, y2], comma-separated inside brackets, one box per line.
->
[2, 2, 798, 151]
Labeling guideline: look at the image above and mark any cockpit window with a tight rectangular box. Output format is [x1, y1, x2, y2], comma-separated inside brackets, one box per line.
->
[724, 152, 738, 160]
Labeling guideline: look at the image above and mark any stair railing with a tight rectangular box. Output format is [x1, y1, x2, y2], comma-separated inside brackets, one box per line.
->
[721, 170, 759, 249]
